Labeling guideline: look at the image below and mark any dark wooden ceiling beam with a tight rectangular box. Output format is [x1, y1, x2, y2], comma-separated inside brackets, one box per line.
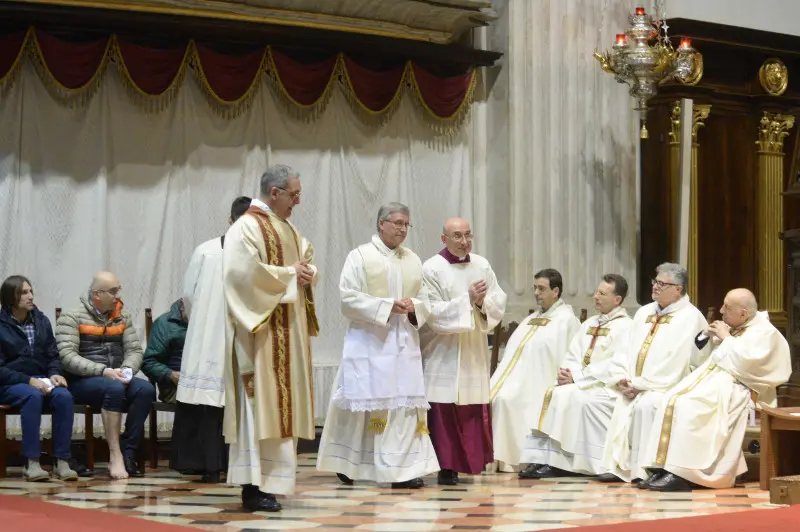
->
[0, 1, 502, 73]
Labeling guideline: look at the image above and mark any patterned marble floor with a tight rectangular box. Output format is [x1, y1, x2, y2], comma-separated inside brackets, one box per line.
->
[0, 454, 782, 531]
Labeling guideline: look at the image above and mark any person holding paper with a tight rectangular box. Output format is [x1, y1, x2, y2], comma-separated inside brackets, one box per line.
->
[0, 275, 78, 482]
[56, 271, 154, 479]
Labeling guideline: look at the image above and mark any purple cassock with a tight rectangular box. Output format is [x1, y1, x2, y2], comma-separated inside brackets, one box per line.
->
[427, 248, 494, 474]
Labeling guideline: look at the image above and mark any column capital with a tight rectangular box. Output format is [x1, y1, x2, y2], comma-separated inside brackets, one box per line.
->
[668, 101, 681, 145]
[757, 112, 795, 154]
[691, 105, 711, 144]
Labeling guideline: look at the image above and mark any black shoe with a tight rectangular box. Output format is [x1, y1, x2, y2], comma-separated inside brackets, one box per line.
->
[242, 492, 282, 512]
[648, 472, 694, 492]
[123, 454, 144, 478]
[202, 471, 221, 484]
[637, 470, 665, 489]
[438, 469, 458, 486]
[528, 465, 569, 479]
[391, 478, 423, 489]
[336, 473, 354, 485]
[596, 472, 623, 483]
[68, 458, 93, 477]
[518, 463, 544, 479]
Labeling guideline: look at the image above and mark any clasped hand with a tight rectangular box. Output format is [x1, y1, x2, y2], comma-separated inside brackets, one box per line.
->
[293, 260, 315, 286]
[469, 280, 487, 306]
[391, 297, 415, 315]
[557, 367, 573, 386]
[706, 320, 731, 341]
[617, 378, 640, 400]
[103, 368, 130, 383]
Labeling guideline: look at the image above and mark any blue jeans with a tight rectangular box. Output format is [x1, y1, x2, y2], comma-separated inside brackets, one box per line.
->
[0, 382, 74, 460]
[69, 375, 155, 457]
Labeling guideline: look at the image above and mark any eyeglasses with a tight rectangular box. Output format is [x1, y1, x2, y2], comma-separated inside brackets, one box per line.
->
[383, 220, 412, 230]
[651, 279, 679, 289]
[96, 286, 122, 296]
[277, 188, 301, 200]
[446, 232, 473, 241]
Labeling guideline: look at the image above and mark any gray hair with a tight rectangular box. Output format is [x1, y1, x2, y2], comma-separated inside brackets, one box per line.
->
[260, 164, 299, 197]
[656, 262, 688, 295]
[376, 202, 410, 231]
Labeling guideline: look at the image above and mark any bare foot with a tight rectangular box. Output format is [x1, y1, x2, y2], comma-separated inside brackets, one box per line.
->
[109, 454, 129, 480]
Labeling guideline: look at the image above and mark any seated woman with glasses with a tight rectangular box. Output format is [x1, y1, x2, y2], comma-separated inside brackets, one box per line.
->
[55, 271, 155, 480]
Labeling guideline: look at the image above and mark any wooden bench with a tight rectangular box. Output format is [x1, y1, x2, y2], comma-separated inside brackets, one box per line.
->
[0, 404, 95, 478]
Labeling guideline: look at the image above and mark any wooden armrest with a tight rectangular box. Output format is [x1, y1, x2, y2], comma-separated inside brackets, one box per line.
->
[759, 405, 800, 421]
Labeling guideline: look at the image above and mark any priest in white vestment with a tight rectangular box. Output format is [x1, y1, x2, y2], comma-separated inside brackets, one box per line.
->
[602, 263, 708, 485]
[172, 196, 251, 482]
[317, 203, 440, 489]
[520, 274, 633, 478]
[419, 217, 507, 485]
[640, 288, 791, 491]
[223, 166, 319, 512]
[491, 268, 580, 473]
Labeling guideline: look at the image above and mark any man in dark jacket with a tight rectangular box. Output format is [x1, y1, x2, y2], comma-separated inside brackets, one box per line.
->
[0, 275, 78, 481]
[142, 299, 188, 403]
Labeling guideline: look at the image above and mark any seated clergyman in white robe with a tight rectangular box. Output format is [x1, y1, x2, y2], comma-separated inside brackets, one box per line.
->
[520, 274, 632, 478]
[317, 203, 439, 488]
[639, 288, 791, 491]
[602, 263, 708, 485]
[419, 217, 507, 485]
[491, 268, 580, 472]
[223, 167, 319, 513]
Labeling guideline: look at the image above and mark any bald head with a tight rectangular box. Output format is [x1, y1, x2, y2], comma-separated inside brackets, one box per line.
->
[441, 218, 473, 258]
[721, 288, 758, 328]
[89, 271, 122, 313]
[90, 271, 119, 291]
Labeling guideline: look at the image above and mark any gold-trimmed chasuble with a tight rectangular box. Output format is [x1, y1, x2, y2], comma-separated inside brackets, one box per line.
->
[654, 327, 748, 466]
[489, 317, 551, 402]
[635, 314, 674, 377]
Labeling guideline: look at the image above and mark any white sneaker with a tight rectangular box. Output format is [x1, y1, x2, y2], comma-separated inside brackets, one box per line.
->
[23, 461, 50, 482]
[53, 459, 79, 481]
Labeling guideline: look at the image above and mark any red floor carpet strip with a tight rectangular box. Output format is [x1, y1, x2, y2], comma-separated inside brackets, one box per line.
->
[0, 494, 197, 532]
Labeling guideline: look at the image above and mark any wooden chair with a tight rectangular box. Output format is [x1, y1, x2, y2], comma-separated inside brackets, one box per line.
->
[145, 308, 177, 469]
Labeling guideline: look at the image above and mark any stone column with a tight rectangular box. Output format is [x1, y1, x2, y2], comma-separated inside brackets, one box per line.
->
[668, 101, 710, 303]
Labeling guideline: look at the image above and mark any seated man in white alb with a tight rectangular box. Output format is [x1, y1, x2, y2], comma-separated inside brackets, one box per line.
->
[601, 263, 707, 486]
[519, 274, 632, 479]
[491, 269, 580, 474]
[638, 288, 791, 491]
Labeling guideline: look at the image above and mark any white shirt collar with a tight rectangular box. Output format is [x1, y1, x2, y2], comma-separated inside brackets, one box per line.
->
[250, 198, 272, 213]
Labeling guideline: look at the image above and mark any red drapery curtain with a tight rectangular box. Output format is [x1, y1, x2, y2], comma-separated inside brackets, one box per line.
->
[0, 28, 476, 131]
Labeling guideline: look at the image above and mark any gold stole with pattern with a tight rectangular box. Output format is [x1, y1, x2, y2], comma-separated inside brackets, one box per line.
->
[245, 206, 318, 438]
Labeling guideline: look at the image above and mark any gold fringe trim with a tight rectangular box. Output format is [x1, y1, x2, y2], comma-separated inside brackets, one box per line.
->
[265, 48, 337, 123]
[112, 36, 191, 114]
[0, 28, 31, 98]
[1, 27, 475, 136]
[415, 420, 430, 435]
[28, 29, 113, 109]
